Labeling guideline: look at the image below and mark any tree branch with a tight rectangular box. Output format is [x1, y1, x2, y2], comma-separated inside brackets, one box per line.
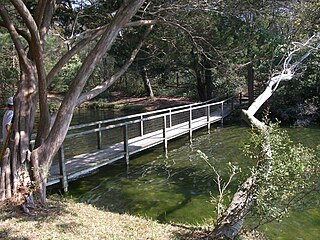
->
[77, 24, 154, 106]
[10, 0, 51, 144]
[0, 20, 32, 44]
[0, 4, 29, 69]
[40, 0, 146, 167]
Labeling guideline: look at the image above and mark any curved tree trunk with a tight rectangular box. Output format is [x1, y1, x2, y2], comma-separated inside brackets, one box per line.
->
[209, 42, 309, 237]
[0, 0, 147, 207]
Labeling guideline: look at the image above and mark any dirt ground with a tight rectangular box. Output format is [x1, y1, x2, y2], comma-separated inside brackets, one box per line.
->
[106, 95, 195, 111]
[48, 91, 195, 111]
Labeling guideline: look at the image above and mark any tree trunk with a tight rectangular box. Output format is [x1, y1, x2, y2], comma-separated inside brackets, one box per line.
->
[205, 64, 213, 100]
[247, 62, 254, 105]
[0, 148, 11, 200]
[0, 0, 147, 206]
[140, 66, 154, 99]
[209, 71, 295, 238]
[196, 71, 207, 101]
[211, 177, 255, 239]
[193, 52, 213, 101]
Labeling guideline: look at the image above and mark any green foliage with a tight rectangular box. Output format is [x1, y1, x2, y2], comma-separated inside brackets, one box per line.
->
[0, 32, 19, 100]
[49, 55, 82, 93]
[244, 120, 320, 226]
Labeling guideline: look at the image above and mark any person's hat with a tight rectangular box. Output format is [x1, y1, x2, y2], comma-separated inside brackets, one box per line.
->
[7, 97, 14, 106]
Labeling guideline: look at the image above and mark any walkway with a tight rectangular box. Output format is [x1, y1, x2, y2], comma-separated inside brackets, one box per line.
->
[47, 96, 238, 190]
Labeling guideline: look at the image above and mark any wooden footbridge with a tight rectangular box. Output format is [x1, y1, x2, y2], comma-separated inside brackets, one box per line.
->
[48, 96, 239, 190]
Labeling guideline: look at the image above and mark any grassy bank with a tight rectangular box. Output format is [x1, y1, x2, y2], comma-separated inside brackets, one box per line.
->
[0, 196, 201, 240]
[0, 196, 264, 240]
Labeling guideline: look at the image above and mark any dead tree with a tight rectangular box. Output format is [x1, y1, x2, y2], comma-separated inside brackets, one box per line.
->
[210, 35, 319, 239]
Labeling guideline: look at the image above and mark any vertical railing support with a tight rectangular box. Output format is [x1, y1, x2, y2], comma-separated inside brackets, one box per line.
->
[207, 105, 210, 132]
[97, 123, 102, 149]
[58, 144, 68, 192]
[123, 124, 129, 165]
[189, 106, 192, 142]
[169, 109, 172, 128]
[140, 115, 144, 136]
[221, 102, 224, 127]
[163, 115, 167, 152]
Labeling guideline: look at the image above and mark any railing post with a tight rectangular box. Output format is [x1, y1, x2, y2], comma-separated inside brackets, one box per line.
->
[221, 102, 224, 127]
[97, 123, 102, 149]
[140, 115, 144, 136]
[163, 115, 167, 152]
[239, 92, 242, 104]
[207, 105, 210, 132]
[58, 144, 68, 192]
[123, 124, 129, 165]
[189, 106, 192, 142]
[169, 109, 172, 128]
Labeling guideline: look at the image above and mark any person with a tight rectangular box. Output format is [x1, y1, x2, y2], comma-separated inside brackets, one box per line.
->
[2, 96, 14, 144]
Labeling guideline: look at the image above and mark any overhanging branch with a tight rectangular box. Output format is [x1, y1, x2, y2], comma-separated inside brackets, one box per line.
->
[77, 24, 154, 106]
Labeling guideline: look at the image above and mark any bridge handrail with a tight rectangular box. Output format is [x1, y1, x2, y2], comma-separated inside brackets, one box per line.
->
[67, 96, 233, 131]
[8, 96, 236, 144]
[64, 96, 235, 140]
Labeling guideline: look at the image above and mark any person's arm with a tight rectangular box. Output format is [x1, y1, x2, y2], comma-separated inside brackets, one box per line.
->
[5, 123, 11, 132]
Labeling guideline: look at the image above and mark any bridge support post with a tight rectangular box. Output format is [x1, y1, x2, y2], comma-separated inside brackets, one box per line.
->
[189, 106, 192, 142]
[163, 115, 168, 155]
[221, 102, 224, 127]
[140, 116, 144, 136]
[123, 124, 129, 165]
[169, 109, 172, 128]
[97, 123, 102, 149]
[207, 105, 210, 132]
[58, 144, 68, 192]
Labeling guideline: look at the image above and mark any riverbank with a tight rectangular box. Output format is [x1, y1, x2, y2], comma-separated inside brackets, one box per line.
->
[0, 196, 262, 240]
[47, 91, 195, 113]
[0, 196, 195, 240]
[81, 95, 195, 112]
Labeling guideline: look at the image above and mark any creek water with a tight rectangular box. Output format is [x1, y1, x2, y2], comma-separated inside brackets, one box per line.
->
[60, 109, 319, 239]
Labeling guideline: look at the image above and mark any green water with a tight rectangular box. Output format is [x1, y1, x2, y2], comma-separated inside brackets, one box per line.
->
[64, 122, 320, 239]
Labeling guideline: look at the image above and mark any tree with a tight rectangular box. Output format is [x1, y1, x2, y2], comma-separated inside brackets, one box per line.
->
[0, 0, 148, 205]
[209, 35, 320, 239]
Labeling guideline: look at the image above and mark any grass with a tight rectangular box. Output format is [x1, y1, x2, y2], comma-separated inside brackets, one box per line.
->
[0, 195, 264, 240]
[0, 195, 202, 240]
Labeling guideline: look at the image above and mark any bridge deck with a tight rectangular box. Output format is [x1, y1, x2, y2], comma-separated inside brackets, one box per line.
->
[47, 98, 236, 187]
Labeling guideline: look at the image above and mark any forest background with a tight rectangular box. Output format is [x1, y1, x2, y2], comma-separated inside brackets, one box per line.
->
[1, 0, 319, 126]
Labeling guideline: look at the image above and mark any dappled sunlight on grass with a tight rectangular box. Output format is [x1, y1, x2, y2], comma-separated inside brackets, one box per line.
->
[0, 195, 201, 240]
